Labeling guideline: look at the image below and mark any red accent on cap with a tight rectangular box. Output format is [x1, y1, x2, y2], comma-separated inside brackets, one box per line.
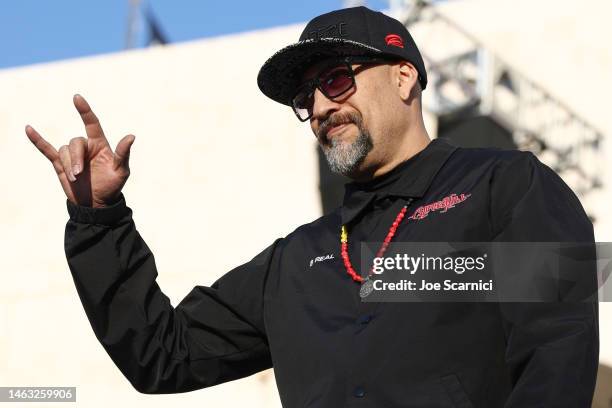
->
[385, 34, 404, 48]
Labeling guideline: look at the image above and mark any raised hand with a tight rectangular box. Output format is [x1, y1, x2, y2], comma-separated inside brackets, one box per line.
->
[26, 94, 135, 208]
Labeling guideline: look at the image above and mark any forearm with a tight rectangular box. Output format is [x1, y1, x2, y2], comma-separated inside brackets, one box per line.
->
[64, 194, 272, 393]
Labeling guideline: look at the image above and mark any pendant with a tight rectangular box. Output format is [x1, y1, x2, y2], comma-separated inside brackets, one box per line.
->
[359, 277, 375, 298]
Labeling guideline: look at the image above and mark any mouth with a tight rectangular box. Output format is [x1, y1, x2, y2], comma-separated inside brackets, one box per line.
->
[325, 123, 352, 140]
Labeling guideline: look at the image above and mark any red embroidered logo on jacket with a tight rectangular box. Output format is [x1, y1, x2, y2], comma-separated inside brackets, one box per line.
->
[385, 34, 404, 48]
[408, 193, 471, 220]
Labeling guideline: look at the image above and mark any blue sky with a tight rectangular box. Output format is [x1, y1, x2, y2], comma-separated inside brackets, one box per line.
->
[0, 0, 390, 70]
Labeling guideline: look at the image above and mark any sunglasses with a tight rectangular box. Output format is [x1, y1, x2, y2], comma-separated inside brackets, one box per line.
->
[291, 56, 394, 122]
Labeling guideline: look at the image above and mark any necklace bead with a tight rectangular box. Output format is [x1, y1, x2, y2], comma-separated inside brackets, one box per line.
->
[340, 203, 411, 284]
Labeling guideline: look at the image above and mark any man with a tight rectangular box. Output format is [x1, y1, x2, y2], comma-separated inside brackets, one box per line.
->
[26, 6, 598, 407]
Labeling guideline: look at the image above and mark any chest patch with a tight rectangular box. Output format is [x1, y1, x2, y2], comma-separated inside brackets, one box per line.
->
[408, 193, 471, 220]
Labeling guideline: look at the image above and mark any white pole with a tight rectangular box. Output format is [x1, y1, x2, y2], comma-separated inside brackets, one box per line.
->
[125, 0, 141, 49]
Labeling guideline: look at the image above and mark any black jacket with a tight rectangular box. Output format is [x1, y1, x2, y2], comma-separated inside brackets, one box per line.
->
[64, 138, 599, 407]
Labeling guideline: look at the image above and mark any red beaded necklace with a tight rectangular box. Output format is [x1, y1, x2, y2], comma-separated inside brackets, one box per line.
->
[340, 198, 414, 298]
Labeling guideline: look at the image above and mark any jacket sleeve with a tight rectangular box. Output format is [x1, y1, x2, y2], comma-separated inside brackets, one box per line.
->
[489, 152, 599, 407]
[64, 193, 279, 394]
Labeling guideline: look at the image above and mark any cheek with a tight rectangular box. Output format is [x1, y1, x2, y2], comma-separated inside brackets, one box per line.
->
[349, 74, 393, 136]
[369, 85, 400, 127]
[359, 79, 390, 113]
[354, 95, 384, 134]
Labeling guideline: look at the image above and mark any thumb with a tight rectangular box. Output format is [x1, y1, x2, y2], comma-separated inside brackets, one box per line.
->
[113, 134, 135, 170]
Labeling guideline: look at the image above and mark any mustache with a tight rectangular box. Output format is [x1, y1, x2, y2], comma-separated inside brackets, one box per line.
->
[317, 111, 362, 141]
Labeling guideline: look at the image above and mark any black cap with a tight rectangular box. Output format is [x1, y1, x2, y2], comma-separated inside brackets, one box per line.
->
[257, 6, 428, 106]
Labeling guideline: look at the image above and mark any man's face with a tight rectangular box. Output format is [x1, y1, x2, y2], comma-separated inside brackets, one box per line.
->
[299, 58, 397, 178]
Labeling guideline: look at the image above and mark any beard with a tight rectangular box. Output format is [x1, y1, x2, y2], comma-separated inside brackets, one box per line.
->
[318, 111, 373, 176]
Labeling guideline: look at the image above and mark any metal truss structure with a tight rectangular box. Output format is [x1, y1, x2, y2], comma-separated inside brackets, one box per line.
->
[389, 0, 604, 204]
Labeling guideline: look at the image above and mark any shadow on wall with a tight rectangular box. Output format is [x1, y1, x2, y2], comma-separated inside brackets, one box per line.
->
[437, 112, 516, 150]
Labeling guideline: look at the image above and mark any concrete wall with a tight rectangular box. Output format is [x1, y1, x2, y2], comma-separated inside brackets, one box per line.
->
[0, 24, 320, 408]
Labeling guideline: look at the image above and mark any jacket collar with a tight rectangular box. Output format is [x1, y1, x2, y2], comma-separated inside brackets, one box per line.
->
[340, 138, 458, 225]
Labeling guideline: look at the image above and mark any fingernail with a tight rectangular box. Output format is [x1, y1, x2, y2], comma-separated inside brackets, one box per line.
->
[73, 164, 81, 176]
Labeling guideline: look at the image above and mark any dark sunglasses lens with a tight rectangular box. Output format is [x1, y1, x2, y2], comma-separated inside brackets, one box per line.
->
[292, 88, 314, 120]
[291, 64, 355, 121]
[320, 67, 354, 97]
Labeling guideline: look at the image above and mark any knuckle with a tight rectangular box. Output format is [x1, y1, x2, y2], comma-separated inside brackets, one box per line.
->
[69, 136, 86, 145]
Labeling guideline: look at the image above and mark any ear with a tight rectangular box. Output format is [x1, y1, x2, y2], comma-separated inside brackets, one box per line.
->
[396, 61, 419, 101]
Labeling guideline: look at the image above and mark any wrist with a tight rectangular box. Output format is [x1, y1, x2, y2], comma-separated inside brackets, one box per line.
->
[67, 193, 130, 225]
[92, 194, 121, 209]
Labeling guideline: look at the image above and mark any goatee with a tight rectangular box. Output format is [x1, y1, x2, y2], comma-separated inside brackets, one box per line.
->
[318, 111, 373, 176]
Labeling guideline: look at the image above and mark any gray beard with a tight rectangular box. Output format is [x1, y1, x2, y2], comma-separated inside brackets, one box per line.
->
[322, 129, 373, 176]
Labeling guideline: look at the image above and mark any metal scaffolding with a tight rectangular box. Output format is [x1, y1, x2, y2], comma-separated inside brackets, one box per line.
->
[390, 0, 603, 207]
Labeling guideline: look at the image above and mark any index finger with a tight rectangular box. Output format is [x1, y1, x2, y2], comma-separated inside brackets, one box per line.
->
[25, 125, 59, 163]
[73, 94, 110, 145]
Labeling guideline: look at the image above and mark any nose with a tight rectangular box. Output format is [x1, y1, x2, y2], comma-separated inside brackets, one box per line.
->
[310, 87, 341, 122]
